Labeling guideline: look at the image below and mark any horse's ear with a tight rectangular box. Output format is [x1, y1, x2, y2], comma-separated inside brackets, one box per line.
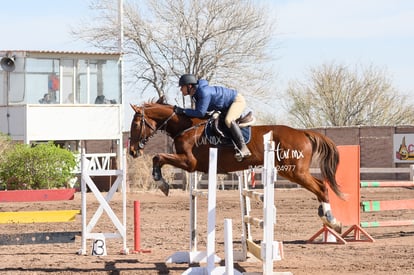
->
[130, 103, 140, 113]
[156, 96, 166, 104]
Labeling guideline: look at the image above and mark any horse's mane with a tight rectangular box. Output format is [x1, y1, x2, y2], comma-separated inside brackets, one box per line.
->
[140, 96, 206, 124]
[143, 96, 171, 107]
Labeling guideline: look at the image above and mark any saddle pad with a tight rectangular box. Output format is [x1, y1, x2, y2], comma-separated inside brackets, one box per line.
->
[204, 119, 251, 147]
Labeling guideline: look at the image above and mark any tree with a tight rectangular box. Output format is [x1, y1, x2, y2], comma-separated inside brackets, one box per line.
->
[73, 0, 277, 111]
[285, 62, 414, 127]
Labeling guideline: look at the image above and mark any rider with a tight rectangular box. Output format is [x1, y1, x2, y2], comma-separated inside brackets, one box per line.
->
[174, 74, 251, 160]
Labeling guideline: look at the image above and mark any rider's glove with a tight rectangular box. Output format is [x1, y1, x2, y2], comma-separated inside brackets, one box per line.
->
[174, 105, 185, 115]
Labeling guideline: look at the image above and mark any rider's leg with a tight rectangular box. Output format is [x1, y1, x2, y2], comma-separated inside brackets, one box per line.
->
[225, 94, 251, 159]
[229, 121, 251, 159]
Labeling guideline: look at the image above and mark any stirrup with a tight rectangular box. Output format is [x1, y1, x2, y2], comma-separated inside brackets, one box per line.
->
[234, 150, 251, 162]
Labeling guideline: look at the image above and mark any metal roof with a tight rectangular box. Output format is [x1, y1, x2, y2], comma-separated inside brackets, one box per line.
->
[0, 50, 121, 58]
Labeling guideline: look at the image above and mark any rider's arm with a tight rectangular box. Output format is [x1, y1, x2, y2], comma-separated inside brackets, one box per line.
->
[183, 90, 210, 118]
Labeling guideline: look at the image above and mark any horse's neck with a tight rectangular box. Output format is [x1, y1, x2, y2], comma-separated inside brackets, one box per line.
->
[165, 115, 206, 138]
[152, 110, 173, 127]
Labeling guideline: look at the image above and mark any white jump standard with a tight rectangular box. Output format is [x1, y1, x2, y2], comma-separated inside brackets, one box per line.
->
[238, 131, 292, 275]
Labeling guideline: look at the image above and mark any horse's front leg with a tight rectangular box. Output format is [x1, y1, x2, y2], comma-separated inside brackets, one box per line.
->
[152, 153, 196, 196]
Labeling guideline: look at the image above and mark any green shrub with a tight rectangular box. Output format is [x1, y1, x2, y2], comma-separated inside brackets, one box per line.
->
[0, 142, 77, 190]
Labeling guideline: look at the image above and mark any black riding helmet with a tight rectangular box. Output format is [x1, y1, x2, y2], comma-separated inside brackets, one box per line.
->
[179, 74, 198, 86]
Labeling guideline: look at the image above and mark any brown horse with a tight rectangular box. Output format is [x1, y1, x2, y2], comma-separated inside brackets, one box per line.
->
[129, 97, 344, 233]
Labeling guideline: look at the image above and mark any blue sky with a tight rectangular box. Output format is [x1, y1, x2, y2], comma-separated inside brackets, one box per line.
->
[0, 1, 95, 51]
[1, 0, 413, 99]
[272, 0, 414, 96]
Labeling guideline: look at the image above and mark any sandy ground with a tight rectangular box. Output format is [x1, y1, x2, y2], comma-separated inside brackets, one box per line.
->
[0, 186, 413, 274]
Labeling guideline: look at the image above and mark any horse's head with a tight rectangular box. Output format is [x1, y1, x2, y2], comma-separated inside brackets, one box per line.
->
[129, 97, 176, 158]
[129, 103, 156, 158]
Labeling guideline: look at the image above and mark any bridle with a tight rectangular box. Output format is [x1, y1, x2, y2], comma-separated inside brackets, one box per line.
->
[132, 107, 176, 149]
[130, 104, 209, 152]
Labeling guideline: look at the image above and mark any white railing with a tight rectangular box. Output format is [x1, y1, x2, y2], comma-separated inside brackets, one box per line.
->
[73, 153, 117, 173]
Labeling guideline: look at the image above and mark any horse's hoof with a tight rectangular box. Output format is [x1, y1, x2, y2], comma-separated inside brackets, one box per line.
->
[327, 221, 342, 234]
[332, 222, 342, 234]
[158, 180, 169, 196]
[321, 216, 342, 234]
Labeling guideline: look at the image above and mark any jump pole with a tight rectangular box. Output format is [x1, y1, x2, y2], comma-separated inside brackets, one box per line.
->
[360, 181, 414, 188]
[0, 189, 80, 245]
[359, 181, 414, 228]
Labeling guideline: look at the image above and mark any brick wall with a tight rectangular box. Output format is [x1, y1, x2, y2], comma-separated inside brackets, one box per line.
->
[314, 125, 414, 180]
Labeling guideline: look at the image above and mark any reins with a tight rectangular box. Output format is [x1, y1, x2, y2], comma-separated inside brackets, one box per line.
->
[171, 120, 208, 140]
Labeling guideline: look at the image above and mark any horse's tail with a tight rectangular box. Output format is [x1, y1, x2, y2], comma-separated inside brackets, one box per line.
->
[305, 131, 344, 200]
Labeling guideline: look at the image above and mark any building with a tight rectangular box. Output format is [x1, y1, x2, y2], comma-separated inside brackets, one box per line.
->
[1, 50, 124, 189]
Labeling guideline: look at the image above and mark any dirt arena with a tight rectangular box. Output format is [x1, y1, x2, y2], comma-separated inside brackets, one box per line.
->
[0, 186, 413, 274]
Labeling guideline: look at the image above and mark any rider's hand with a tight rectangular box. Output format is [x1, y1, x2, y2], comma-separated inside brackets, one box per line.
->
[174, 105, 185, 115]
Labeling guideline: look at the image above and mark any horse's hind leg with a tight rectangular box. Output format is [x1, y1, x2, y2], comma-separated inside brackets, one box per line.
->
[318, 202, 342, 233]
[291, 172, 342, 233]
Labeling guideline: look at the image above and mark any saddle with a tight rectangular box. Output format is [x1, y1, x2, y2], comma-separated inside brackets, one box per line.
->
[211, 111, 255, 138]
[204, 111, 255, 146]
[236, 111, 256, 127]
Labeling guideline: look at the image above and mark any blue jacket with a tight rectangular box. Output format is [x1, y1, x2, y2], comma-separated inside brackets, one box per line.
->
[184, 79, 237, 118]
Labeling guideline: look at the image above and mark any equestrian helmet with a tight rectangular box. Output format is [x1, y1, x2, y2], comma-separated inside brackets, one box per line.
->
[179, 74, 197, 86]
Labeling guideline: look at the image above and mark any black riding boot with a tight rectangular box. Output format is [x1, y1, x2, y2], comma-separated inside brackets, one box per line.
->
[229, 121, 251, 160]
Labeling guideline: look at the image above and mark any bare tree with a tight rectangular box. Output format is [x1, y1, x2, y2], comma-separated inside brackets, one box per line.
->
[285, 62, 414, 127]
[73, 0, 277, 109]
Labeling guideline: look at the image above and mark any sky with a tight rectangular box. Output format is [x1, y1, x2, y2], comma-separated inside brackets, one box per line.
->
[1, 0, 413, 125]
[272, 0, 414, 97]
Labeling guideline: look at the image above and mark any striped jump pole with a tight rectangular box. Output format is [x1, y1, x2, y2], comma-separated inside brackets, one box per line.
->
[360, 177, 414, 229]
[360, 191, 414, 228]
[362, 199, 414, 212]
[360, 181, 414, 188]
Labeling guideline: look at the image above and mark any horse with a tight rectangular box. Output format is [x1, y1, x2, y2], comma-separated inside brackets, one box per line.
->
[129, 97, 344, 233]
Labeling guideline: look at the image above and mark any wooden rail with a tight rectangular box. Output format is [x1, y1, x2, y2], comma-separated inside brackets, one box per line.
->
[310, 167, 413, 174]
